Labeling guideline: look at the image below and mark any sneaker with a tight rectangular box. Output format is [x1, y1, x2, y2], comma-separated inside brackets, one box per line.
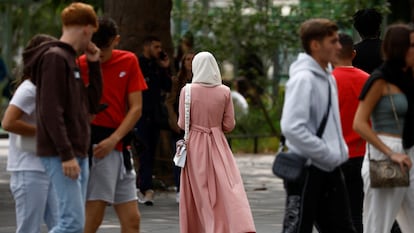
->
[175, 192, 180, 204]
[137, 190, 145, 204]
[144, 189, 154, 206]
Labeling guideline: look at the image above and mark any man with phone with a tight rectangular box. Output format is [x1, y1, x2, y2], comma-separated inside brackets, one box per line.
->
[135, 36, 172, 205]
[78, 17, 148, 233]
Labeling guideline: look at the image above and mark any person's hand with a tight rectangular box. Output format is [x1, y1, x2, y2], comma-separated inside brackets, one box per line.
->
[62, 158, 81, 180]
[85, 42, 101, 62]
[172, 125, 181, 134]
[93, 136, 118, 158]
[159, 54, 170, 68]
[168, 118, 181, 134]
[390, 152, 412, 172]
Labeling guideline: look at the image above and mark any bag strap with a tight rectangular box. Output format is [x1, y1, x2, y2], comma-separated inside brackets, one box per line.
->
[388, 85, 402, 132]
[316, 82, 331, 137]
[280, 80, 331, 148]
[184, 84, 191, 141]
[368, 84, 402, 159]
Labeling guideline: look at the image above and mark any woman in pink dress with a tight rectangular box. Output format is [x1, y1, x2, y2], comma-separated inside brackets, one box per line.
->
[177, 51, 256, 233]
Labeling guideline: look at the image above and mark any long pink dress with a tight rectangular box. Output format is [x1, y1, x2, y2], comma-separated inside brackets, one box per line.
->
[178, 83, 256, 233]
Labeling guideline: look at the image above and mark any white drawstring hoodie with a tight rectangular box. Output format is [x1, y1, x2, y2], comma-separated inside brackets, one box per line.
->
[281, 53, 348, 172]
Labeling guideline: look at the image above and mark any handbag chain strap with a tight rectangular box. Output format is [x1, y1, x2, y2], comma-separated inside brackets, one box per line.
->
[184, 84, 191, 141]
[388, 85, 402, 132]
[368, 84, 402, 159]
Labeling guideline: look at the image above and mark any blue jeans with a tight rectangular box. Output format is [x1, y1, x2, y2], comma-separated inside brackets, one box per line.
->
[41, 157, 89, 233]
[10, 171, 58, 233]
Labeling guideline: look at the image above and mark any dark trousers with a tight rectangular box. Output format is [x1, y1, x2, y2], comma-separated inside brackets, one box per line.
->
[282, 165, 356, 233]
[170, 131, 183, 192]
[135, 117, 160, 193]
[341, 157, 364, 233]
[391, 222, 402, 233]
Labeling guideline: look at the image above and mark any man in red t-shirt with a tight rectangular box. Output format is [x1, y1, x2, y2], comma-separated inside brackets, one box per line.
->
[333, 33, 369, 233]
[79, 17, 147, 233]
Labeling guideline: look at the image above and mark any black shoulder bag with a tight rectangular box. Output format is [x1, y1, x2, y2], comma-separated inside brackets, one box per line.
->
[272, 83, 331, 181]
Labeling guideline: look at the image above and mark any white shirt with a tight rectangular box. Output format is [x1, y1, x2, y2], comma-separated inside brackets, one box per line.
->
[7, 80, 44, 171]
[231, 90, 248, 118]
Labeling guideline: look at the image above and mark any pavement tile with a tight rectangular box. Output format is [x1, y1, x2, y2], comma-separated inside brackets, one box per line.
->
[0, 139, 287, 232]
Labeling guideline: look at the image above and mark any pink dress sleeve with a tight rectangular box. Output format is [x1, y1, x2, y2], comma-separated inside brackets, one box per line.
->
[222, 90, 235, 133]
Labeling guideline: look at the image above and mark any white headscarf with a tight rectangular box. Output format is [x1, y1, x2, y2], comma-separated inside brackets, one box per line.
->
[191, 51, 222, 86]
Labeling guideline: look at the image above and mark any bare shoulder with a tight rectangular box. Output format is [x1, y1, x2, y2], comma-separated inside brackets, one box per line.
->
[369, 78, 387, 94]
[369, 78, 403, 95]
[362, 78, 387, 103]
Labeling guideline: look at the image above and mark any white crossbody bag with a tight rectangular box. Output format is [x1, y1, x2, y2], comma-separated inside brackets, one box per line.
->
[173, 84, 191, 168]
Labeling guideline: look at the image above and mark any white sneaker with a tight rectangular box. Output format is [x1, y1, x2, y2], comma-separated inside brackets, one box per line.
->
[176, 192, 180, 204]
[144, 189, 154, 206]
[137, 189, 145, 204]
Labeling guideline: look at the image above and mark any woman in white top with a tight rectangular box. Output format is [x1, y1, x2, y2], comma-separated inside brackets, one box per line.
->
[2, 34, 58, 233]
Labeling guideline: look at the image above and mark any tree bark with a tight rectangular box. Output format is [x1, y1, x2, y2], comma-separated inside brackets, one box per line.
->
[410, 0, 414, 22]
[103, 0, 175, 187]
[104, 0, 173, 57]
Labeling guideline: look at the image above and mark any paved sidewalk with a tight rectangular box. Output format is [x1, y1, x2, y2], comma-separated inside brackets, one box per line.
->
[0, 139, 286, 232]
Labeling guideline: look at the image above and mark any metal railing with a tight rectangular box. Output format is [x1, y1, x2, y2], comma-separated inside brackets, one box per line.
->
[226, 134, 278, 154]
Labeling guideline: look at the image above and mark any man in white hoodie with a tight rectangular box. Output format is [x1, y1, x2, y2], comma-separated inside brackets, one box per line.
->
[280, 18, 357, 232]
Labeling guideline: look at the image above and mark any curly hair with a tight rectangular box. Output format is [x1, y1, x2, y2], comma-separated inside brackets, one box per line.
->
[92, 17, 119, 49]
[353, 8, 383, 38]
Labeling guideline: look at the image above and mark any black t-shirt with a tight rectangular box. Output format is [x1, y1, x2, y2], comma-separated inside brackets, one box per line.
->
[353, 38, 383, 74]
[138, 55, 172, 119]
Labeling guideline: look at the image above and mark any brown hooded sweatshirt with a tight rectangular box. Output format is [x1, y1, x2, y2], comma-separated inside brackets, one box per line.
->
[23, 41, 102, 161]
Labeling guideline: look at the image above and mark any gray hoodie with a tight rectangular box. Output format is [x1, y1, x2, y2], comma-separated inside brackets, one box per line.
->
[281, 53, 348, 172]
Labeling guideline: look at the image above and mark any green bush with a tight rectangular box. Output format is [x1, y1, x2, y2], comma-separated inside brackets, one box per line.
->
[228, 86, 284, 153]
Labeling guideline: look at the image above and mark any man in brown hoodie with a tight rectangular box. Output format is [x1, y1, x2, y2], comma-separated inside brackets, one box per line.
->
[23, 2, 102, 233]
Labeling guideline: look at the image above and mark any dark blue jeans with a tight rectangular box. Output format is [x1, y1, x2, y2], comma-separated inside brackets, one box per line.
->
[170, 130, 183, 192]
[282, 165, 356, 233]
[135, 117, 160, 193]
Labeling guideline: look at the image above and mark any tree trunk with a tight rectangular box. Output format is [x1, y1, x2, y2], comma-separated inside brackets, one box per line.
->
[410, 0, 414, 22]
[104, 0, 174, 187]
[104, 0, 173, 57]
